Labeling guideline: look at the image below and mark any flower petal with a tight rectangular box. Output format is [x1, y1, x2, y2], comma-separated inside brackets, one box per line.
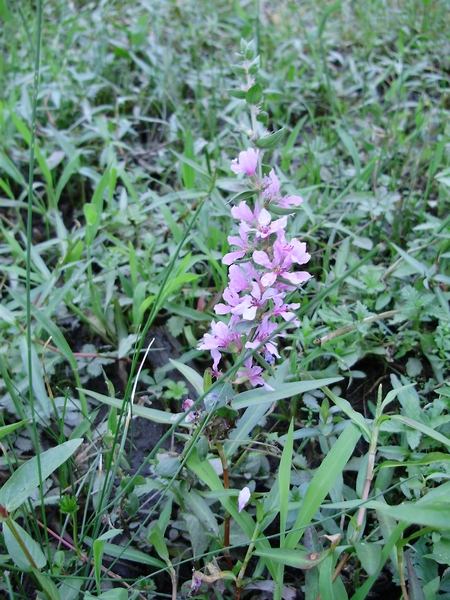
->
[238, 487, 251, 513]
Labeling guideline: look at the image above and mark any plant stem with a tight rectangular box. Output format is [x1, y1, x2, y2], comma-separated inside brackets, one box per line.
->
[71, 513, 81, 559]
[235, 521, 262, 600]
[328, 386, 384, 588]
[5, 518, 39, 570]
[316, 310, 401, 346]
[356, 386, 383, 532]
[216, 442, 233, 570]
[397, 543, 409, 600]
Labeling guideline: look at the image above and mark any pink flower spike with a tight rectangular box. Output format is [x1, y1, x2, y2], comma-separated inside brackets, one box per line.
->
[231, 148, 259, 176]
[238, 487, 251, 513]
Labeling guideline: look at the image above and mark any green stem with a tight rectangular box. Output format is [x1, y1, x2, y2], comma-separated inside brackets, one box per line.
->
[235, 521, 262, 600]
[216, 442, 233, 569]
[353, 386, 383, 540]
[5, 518, 39, 570]
[25, 0, 50, 564]
[71, 513, 81, 559]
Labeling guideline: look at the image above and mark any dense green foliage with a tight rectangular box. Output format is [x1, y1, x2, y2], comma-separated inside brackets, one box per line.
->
[0, 0, 449, 598]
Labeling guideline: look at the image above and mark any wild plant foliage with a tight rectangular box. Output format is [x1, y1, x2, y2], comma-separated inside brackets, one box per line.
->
[0, 1, 449, 599]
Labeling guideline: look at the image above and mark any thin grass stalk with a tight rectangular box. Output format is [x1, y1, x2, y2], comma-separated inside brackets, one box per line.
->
[25, 0, 51, 562]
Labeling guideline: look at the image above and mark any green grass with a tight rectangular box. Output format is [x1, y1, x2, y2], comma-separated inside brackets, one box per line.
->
[0, 0, 450, 598]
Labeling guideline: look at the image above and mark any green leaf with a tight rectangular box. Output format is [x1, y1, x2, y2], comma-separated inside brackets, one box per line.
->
[275, 420, 295, 600]
[405, 550, 426, 600]
[224, 401, 270, 458]
[0, 0, 12, 22]
[0, 151, 27, 187]
[246, 83, 263, 105]
[229, 189, 257, 204]
[3, 520, 46, 571]
[280, 420, 294, 540]
[85, 165, 112, 247]
[9, 110, 54, 193]
[371, 502, 450, 529]
[318, 552, 336, 600]
[379, 452, 450, 469]
[281, 117, 307, 170]
[81, 388, 190, 427]
[256, 111, 269, 125]
[227, 89, 247, 99]
[233, 378, 342, 410]
[0, 420, 29, 440]
[0, 302, 17, 325]
[322, 386, 372, 440]
[182, 130, 195, 190]
[169, 359, 204, 394]
[84, 203, 97, 226]
[157, 499, 173, 536]
[317, 0, 345, 37]
[24, 301, 78, 371]
[85, 590, 128, 600]
[351, 523, 408, 600]
[391, 243, 432, 278]
[171, 149, 210, 179]
[354, 542, 382, 576]
[255, 128, 285, 150]
[390, 415, 450, 449]
[186, 447, 278, 580]
[19, 337, 51, 420]
[0, 439, 83, 512]
[83, 537, 165, 568]
[183, 488, 219, 536]
[54, 152, 81, 206]
[255, 546, 329, 569]
[285, 424, 361, 548]
[149, 524, 169, 562]
[336, 127, 361, 177]
[93, 530, 122, 593]
[32, 568, 61, 600]
[380, 384, 416, 412]
[56, 577, 83, 600]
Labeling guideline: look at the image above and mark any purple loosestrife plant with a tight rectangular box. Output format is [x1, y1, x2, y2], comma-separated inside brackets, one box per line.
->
[199, 150, 311, 389]
[198, 39, 312, 390]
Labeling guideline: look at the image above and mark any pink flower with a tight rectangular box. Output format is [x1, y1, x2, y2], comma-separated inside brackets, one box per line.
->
[231, 148, 259, 176]
[231, 282, 278, 321]
[222, 224, 252, 265]
[278, 234, 311, 265]
[182, 398, 197, 422]
[245, 317, 281, 358]
[214, 285, 241, 315]
[238, 486, 251, 513]
[228, 263, 255, 293]
[278, 194, 303, 208]
[253, 236, 311, 287]
[272, 296, 301, 324]
[231, 201, 255, 223]
[254, 208, 287, 239]
[236, 357, 274, 390]
[198, 318, 242, 370]
[263, 169, 280, 200]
